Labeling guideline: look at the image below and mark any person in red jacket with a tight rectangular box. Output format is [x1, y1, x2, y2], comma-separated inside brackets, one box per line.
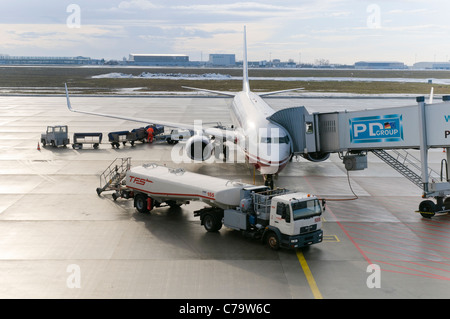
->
[146, 127, 154, 143]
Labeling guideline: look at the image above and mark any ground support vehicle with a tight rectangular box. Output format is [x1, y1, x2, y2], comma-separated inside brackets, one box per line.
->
[101, 161, 323, 250]
[128, 125, 165, 146]
[108, 131, 129, 148]
[72, 132, 102, 149]
[96, 158, 132, 196]
[161, 129, 194, 144]
[41, 125, 70, 147]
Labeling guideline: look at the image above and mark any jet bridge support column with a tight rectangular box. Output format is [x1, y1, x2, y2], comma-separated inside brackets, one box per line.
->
[445, 96, 450, 182]
[417, 96, 429, 194]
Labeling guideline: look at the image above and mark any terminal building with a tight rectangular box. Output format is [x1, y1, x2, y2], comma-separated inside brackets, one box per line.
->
[128, 54, 190, 66]
[208, 54, 236, 66]
[354, 61, 407, 69]
[0, 55, 102, 65]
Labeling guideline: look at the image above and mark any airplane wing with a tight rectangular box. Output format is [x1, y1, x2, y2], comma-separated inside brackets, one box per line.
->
[182, 86, 236, 97]
[65, 83, 236, 139]
[257, 87, 304, 97]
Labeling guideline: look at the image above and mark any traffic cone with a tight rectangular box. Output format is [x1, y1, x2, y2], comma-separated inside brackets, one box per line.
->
[37, 142, 41, 151]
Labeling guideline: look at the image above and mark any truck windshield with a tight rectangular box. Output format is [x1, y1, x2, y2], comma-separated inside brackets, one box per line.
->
[291, 199, 321, 220]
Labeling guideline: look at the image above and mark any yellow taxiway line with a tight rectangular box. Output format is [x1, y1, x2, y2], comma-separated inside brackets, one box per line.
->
[296, 250, 323, 299]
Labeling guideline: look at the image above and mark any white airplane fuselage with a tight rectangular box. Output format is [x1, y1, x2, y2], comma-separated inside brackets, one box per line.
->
[230, 91, 292, 175]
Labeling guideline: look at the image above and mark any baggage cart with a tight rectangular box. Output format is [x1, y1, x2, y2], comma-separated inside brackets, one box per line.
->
[72, 132, 103, 149]
[108, 131, 129, 148]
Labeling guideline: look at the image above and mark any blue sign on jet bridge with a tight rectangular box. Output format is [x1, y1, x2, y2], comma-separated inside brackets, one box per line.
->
[349, 114, 404, 144]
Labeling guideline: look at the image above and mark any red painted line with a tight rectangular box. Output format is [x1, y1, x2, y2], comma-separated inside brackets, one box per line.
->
[423, 216, 450, 222]
[352, 236, 450, 266]
[304, 175, 450, 282]
[420, 219, 450, 228]
[384, 220, 450, 236]
[345, 223, 450, 245]
[366, 250, 450, 278]
[404, 223, 450, 235]
[346, 229, 450, 258]
[324, 206, 374, 265]
[372, 260, 450, 281]
[302, 176, 373, 265]
[358, 242, 450, 269]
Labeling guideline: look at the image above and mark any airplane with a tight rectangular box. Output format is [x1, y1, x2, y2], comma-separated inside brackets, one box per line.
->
[65, 26, 330, 188]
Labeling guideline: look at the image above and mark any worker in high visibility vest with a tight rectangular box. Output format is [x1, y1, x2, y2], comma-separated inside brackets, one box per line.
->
[146, 127, 154, 143]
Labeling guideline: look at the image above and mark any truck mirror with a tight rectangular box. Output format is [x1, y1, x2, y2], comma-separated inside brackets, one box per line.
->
[322, 199, 326, 211]
[282, 204, 290, 223]
[285, 210, 290, 223]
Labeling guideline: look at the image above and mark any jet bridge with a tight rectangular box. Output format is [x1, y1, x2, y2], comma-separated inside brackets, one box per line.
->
[268, 96, 450, 217]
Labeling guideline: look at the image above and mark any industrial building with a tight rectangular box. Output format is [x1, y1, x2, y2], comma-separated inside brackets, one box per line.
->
[354, 61, 407, 69]
[0, 55, 102, 65]
[413, 62, 450, 70]
[128, 54, 189, 66]
[208, 54, 236, 66]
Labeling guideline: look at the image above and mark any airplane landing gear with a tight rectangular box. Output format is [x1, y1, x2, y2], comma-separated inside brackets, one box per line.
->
[264, 175, 274, 189]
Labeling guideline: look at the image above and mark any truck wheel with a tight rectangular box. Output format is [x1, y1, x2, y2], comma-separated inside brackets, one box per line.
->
[135, 194, 150, 214]
[266, 232, 280, 250]
[203, 214, 222, 232]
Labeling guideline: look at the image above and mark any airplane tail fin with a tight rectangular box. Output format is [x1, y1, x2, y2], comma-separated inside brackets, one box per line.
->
[429, 87, 434, 104]
[243, 26, 250, 93]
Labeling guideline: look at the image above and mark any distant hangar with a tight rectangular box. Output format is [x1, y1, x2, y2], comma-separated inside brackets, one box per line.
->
[128, 54, 189, 66]
[355, 61, 407, 69]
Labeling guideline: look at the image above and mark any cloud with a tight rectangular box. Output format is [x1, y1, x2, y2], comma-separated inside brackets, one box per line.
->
[0, 24, 124, 57]
[116, 0, 161, 11]
[2, 1, 450, 64]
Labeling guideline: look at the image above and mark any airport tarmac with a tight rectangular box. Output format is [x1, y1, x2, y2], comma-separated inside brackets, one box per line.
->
[0, 94, 449, 299]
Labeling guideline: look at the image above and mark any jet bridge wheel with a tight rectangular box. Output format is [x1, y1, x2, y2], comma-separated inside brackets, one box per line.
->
[419, 200, 436, 218]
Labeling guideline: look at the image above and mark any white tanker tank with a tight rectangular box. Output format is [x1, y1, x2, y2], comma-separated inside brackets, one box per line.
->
[124, 163, 250, 211]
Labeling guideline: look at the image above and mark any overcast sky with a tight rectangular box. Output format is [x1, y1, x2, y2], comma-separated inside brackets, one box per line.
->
[1, 0, 450, 65]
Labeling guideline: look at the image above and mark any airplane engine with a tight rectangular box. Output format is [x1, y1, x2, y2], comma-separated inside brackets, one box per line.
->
[302, 152, 330, 162]
[185, 135, 214, 161]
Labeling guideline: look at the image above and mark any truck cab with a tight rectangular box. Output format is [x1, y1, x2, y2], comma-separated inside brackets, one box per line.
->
[266, 193, 323, 249]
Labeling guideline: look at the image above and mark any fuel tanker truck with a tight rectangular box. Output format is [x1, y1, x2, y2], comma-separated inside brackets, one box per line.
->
[105, 162, 323, 250]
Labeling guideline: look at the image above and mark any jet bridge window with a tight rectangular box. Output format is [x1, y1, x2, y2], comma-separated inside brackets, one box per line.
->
[305, 122, 314, 134]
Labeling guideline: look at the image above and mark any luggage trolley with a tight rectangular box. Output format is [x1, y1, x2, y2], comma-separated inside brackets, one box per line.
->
[127, 127, 148, 146]
[72, 132, 103, 149]
[108, 131, 129, 148]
